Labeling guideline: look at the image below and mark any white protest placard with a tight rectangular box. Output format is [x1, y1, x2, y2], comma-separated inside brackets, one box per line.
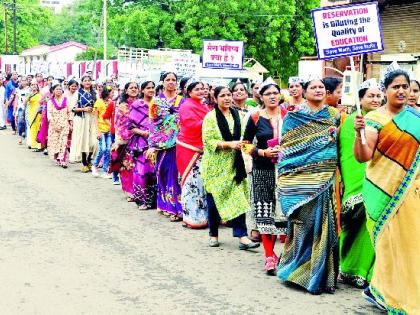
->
[311, 2, 384, 60]
[202, 40, 244, 70]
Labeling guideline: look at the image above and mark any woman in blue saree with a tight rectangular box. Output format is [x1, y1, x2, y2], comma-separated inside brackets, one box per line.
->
[277, 78, 340, 295]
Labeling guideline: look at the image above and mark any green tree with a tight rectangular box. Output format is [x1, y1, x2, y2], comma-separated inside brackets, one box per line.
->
[30, 0, 320, 80]
[0, 0, 53, 54]
[108, 0, 319, 81]
[39, 0, 102, 47]
[172, 0, 320, 81]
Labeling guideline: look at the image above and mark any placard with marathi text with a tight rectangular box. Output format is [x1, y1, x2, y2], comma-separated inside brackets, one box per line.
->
[202, 40, 244, 70]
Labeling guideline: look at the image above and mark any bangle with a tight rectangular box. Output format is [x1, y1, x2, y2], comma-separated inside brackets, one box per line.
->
[262, 150, 265, 157]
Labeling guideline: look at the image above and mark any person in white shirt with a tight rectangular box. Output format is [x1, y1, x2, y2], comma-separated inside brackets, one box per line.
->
[14, 77, 30, 144]
[0, 74, 6, 130]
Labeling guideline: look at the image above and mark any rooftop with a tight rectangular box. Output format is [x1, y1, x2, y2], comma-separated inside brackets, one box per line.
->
[21, 41, 88, 56]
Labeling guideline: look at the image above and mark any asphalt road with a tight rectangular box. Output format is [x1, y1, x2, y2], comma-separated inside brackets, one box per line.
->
[0, 130, 382, 315]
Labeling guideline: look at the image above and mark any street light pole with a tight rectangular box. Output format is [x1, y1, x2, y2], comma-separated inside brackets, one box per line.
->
[12, 0, 16, 54]
[3, 1, 8, 54]
[103, 0, 107, 61]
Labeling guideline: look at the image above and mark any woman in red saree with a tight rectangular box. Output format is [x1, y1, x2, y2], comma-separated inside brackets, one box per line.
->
[176, 79, 209, 228]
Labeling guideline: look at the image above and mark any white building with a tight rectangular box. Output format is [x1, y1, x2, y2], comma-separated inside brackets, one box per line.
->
[40, 0, 75, 13]
[20, 41, 88, 76]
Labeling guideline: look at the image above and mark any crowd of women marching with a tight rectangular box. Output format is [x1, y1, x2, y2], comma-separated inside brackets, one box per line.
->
[0, 61, 419, 314]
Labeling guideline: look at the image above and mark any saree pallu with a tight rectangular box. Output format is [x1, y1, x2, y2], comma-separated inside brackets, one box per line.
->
[277, 106, 339, 294]
[156, 147, 182, 216]
[339, 112, 374, 288]
[176, 141, 208, 228]
[115, 100, 135, 197]
[129, 100, 156, 208]
[364, 107, 420, 314]
[36, 104, 48, 148]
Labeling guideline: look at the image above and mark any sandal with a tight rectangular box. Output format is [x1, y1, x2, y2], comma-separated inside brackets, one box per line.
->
[249, 230, 261, 242]
[170, 215, 182, 222]
[127, 196, 135, 202]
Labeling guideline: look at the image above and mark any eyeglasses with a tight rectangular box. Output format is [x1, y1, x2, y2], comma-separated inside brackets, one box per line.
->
[263, 92, 280, 97]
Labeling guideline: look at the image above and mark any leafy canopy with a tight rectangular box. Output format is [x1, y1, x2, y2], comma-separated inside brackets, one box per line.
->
[1, 0, 320, 80]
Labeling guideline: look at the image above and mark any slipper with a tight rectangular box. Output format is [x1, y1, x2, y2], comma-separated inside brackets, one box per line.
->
[170, 215, 182, 222]
[127, 196, 135, 202]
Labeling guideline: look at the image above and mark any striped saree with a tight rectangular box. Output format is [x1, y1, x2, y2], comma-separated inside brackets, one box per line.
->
[277, 105, 339, 294]
[364, 106, 420, 314]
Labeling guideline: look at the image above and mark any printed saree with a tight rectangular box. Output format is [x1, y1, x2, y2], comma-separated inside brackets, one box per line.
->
[176, 97, 209, 228]
[364, 106, 420, 314]
[114, 99, 135, 196]
[149, 93, 184, 215]
[277, 105, 339, 294]
[128, 99, 156, 209]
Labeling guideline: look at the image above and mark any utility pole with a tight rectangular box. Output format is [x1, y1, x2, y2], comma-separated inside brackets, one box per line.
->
[3, 1, 8, 54]
[103, 0, 107, 61]
[12, 0, 16, 54]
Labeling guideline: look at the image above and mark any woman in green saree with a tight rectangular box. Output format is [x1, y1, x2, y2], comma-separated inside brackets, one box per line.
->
[338, 79, 380, 289]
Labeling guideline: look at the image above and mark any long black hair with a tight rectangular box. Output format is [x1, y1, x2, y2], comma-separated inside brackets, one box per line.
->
[186, 81, 202, 98]
[80, 75, 97, 100]
[383, 69, 410, 90]
[213, 85, 246, 184]
[119, 82, 139, 104]
[139, 80, 155, 99]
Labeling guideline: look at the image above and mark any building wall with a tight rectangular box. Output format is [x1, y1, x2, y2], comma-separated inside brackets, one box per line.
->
[47, 46, 86, 63]
[368, 3, 420, 79]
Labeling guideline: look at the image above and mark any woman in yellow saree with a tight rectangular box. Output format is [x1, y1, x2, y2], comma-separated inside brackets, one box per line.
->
[354, 68, 420, 314]
[24, 80, 42, 151]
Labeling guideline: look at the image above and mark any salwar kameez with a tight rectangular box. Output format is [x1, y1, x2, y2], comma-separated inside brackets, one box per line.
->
[47, 97, 72, 163]
[149, 93, 184, 216]
[243, 111, 286, 236]
[201, 110, 249, 222]
[69, 88, 97, 164]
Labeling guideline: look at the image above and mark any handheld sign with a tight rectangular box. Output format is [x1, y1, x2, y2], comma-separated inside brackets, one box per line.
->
[202, 40, 244, 70]
[311, 2, 384, 60]
[311, 2, 384, 145]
